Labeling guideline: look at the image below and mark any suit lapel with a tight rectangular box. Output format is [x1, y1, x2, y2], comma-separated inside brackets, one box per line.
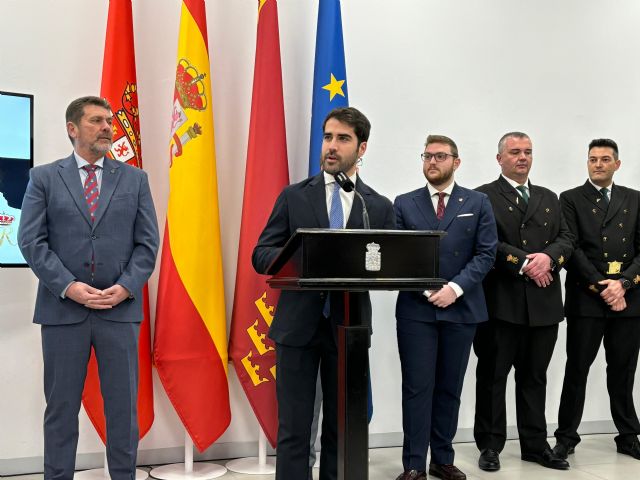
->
[438, 183, 467, 231]
[580, 180, 607, 213]
[523, 181, 542, 225]
[604, 184, 625, 225]
[308, 174, 330, 228]
[497, 176, 525, 213]
[92, 158, 122, 230]
[413, 187, 439, 230]
[58, 154, 93, 226]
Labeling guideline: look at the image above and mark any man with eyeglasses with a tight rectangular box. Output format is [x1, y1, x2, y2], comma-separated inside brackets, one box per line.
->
[473, 132, 574, 472]
[393, 135, 497, 480]
[553, 138, 640, 461]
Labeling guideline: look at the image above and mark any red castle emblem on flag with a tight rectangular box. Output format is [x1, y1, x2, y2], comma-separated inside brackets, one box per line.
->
[169, 58, 207, 166]
[108, 83, 141, 167]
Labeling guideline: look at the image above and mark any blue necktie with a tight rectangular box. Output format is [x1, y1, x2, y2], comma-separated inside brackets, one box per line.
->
[329, 182, 344, 228]
[324, 182, 344, 317]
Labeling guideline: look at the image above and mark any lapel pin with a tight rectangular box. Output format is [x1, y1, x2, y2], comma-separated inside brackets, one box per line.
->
[458, 197, 463, 202]
[596, 198, 601, 202]
[508, 206, 513, 211]
[592, 209, 597, 214]
[545, 208, 550, 213]
[111, 169, 116, 174]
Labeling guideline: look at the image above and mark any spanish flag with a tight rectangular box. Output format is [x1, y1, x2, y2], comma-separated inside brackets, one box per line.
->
[82, 0, 154, 443]
[154, 0, 230, 452]
[228, 0, 289, 448]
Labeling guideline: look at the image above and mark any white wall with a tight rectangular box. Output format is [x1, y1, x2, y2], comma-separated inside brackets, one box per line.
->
[1, 0, 640, 472]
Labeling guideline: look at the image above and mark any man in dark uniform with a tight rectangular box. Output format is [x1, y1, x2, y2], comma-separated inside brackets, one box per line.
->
[474, 132, 574, 471]
[553, 138, 640, 460]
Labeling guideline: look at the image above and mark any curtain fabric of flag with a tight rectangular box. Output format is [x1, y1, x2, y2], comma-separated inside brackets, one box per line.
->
[81, 0, 154, 444]
[154, 0, 230, 452]
[228, 0, 289, 449]
[308, 0, 349, 176]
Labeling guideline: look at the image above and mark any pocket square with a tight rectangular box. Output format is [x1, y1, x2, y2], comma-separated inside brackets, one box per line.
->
[457, 213, 474, 217]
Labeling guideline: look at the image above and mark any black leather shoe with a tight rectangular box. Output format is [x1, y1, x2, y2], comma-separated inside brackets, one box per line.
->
[617, 438, 640, 460]
[521, 447, 570, 470]
[478, 449, 500, 471]
[395, 470, 427, 480]
[552, 442, 575, 459]
[428, 463, 467, 480]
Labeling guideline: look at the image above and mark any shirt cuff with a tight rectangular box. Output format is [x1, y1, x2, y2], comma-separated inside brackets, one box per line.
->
[448, 281, 463, 298]
[61, 281, 75, 299]
[519, 258, 530, 275]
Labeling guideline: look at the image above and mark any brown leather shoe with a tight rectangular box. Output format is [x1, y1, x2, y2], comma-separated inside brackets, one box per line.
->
[428, 463, 467, 480]
[395, 470, 427, 480]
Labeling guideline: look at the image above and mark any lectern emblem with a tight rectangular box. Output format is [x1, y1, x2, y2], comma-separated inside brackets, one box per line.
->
[365, 242, 381, 271]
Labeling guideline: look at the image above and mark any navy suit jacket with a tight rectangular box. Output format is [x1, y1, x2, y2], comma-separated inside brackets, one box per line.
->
[18, 154, 159, 325]
[252, 173, 395, 346]
[394, 184, 497, 324]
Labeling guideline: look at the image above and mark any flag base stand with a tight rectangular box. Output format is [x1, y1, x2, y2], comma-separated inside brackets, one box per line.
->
[225, 457, 275, 474]
[225, 427, 275, 474]
[149, 463, 226, 480]
[149, 431, 226, 480]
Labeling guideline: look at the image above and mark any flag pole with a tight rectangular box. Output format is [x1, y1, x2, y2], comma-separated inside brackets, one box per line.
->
[149, 428, 226, 479]
[225, 426, 275, 474]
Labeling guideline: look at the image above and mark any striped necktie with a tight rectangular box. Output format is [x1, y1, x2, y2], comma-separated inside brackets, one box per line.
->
[516, 184, 529, 204]
[83, 165, 100, 221]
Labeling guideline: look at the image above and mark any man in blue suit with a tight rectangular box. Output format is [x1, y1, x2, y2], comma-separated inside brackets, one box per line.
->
[393, 135, 497, 480]
[18, 96, 159, 480]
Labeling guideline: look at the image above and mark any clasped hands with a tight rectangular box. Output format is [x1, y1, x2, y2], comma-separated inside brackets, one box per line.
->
[598, 278, 627, 312]
[522, 252, 553, 288]
[66, 282, 130, 309]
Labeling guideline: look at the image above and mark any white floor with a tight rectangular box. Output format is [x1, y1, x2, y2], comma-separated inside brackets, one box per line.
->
[6, 434, 640, 480]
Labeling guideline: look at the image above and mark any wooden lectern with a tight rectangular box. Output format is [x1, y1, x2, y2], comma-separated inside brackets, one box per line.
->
[266, 228, 446, 480]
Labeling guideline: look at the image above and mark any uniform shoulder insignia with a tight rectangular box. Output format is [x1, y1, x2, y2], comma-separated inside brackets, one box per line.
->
[506, 254, 519, 265]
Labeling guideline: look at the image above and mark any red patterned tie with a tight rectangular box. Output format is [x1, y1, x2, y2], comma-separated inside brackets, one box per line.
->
[436, 192, 446, 220]
[83, 165, 99, 221]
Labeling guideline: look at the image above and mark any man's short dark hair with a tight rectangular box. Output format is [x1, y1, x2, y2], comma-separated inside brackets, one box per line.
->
[425, 134, 459, 158]
[589, 138, 619, 160]
[65, 96, 111, 126]
[322, 107, 371, 145]
[498, 131, 530, 154]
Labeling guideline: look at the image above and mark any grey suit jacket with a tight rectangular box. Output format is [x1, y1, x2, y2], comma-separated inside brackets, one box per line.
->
[19, 153, 159, 325]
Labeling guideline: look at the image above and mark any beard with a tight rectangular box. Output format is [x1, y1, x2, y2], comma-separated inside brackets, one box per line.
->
[426, 165, 454, 187]
[90, 138, 113, 157]
[321, 152, 358, 175]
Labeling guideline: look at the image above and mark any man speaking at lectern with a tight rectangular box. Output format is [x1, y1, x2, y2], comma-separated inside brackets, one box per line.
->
[253, 107, 395, 480]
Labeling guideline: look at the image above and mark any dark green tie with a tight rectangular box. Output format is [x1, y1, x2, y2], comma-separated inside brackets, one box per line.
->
[516, 185, 529, 204]
[600, 187, 609, 208]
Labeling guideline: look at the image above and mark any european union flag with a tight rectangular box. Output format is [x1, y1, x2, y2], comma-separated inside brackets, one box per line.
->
[308, 0, 349, 176]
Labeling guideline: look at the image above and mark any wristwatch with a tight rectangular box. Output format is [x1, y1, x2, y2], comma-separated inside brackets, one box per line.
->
[621, 278, 632, 290]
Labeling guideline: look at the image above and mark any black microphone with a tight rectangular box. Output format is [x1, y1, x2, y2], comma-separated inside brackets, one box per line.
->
[333, 171, 370, 229]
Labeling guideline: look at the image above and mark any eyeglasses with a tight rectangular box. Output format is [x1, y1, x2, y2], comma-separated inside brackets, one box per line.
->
[421, 152, 456, 162]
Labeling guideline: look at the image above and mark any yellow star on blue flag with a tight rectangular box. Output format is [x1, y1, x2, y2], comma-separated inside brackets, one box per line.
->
[322, 73, 346, 101]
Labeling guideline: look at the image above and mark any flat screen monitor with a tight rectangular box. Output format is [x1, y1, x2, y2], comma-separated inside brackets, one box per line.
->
[0, 91, 34, 267]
